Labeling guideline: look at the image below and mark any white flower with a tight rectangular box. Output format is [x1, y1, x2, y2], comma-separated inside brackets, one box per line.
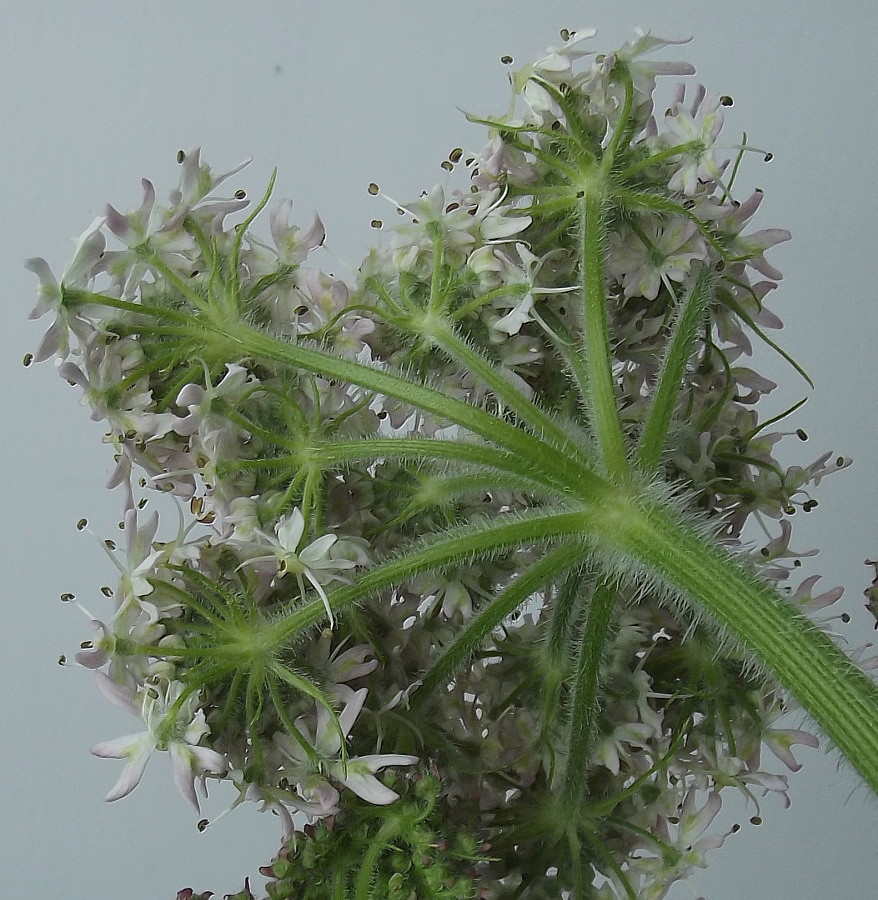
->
[25, 216, 106, 361]
[239, 508, 359, 628]
[277, 686, 418, 807]
[90, 673, 227, 812]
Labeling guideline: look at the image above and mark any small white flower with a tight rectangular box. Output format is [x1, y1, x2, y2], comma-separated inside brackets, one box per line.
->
[90, 674, 227, 812]
[238, 508, 360, 628]
[277, 686, 418, 807]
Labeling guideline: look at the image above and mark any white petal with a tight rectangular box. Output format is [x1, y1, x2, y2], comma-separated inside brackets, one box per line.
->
[340, 771, 399, 805]
[169, 743, 200, 811]
[276, 509, 305, 552]
[94, 671, 140, 716]
[95, 737, 153, 802]
[299, 534, 337, 565]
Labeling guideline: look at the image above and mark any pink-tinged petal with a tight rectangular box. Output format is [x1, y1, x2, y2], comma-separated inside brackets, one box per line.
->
[300, 213, 326, 252]
[94, 670, 140, 716]
[105, 204, 133, 241]
[296, 775, 340, 815]
[681, 791, 721, 844]
[188, 744, 228, 777]
[24, 257, 60, 318]
[90, 732, 147, 759]
[33, 318, 65, 362]
[482, 213, 532, 241]
[329, 646, 378, 682]
[75, 620, 110, 668]
[766, 728, 819, 771]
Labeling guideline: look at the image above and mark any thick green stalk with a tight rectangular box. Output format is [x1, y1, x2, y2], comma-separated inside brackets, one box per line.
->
[618, 499, 878, 793]
[578, 194, 629, 479]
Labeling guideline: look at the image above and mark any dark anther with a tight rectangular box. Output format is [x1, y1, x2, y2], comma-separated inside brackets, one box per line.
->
[368, 182, 379, 195]
[105, 539, 117, 550]
[750, 816, 762, 826]
[441, 160, 453, 172]
[576, 190, 585, 198]
[837, 456, 846, 467]
[61, 592, 75, 602]
[76, 518, 88, 530]
[763, 153, 774, 162]
[234, 189, 246, 200]
[197, 819, 209, 832]
[501, 55, 513, 65]
[176, 150, 185, 163]
[560, 28, 571, 40]
[796, 428, 808, 441]
[720, 95, 734, 106]
[58, 655, 67, 666]
[371, 219, 383, 229]
[22, 353, 33, 367]
[449, 148, 463, 163]
[101, 586, 114, 597]
[841, 612, 851, 623]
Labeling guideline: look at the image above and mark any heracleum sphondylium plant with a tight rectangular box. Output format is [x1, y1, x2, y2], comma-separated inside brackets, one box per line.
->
[28, 26, 878, 899]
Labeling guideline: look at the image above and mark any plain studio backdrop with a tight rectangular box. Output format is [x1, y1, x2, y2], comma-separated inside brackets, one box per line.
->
[2, 2, 876, 897]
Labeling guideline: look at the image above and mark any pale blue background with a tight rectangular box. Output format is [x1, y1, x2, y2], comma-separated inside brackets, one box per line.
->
[2, 2, 876, 897]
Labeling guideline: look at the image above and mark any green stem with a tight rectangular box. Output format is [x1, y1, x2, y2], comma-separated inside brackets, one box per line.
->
[560, 579, 617, 808]
[431, 321, 594, 469]
[221, 320, 599, 497]
[269, 509, 595, 644]
[634, 265, 715, 471]
[318, 437, 568, 495]
[578, 194, 629, 479]
[413, 545, 577, 707]
[621, 499, 878, 793]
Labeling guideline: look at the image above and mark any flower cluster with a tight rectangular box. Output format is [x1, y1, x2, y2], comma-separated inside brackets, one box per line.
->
[30, 27, 870, 900]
